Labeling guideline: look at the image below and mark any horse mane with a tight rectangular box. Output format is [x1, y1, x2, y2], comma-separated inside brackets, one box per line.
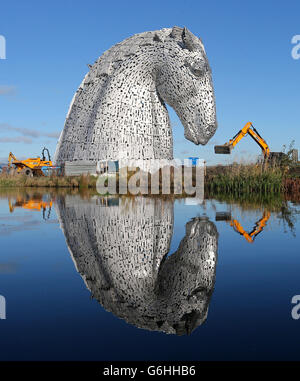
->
[55, 27, 186, 164]
[86, 27, 183, 80]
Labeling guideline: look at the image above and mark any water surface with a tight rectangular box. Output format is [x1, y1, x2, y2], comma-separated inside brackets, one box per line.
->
[0, 189, 299, 360]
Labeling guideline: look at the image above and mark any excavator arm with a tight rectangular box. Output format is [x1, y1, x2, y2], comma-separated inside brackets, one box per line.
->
[8, 152, 17, 168]
[230, 211, 270, 243]
[248, 210, 270, 239]
[247, 127, 270, 158]
[214, 122, 270, 158]
[230, 219, 254, 243]
[216, 210, 271, 243]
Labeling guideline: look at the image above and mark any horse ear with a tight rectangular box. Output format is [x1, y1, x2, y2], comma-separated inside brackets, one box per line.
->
[153, 33, 163, 43]
[170, 26, 183, 40]
[182, 27, 201, 52]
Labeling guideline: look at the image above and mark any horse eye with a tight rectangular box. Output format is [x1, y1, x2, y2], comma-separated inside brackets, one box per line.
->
[192, 68, 203, 77]
[190, 61, 206, 77]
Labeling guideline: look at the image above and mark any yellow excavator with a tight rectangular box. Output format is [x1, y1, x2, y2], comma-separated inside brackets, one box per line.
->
[8, 196, 53, 219]
[214, 122, 270, 159]
[216, 210, 271, 243]
[8, 147, 53, 177]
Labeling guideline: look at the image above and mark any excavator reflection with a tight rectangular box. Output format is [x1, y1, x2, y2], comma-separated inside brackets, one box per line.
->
[8, 196, 52, 220]
[216, 210, 270, 243]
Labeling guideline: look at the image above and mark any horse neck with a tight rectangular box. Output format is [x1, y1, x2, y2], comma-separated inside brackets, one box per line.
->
[98, 61, 171, 163]
[101, 49, 166, 118]
[104, 70, 152, 107]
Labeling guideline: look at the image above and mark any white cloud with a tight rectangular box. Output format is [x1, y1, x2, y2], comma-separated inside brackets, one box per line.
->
[0, 123, 60, 140]
[0, 136, 32, 144]
[0, 86, 16, 96]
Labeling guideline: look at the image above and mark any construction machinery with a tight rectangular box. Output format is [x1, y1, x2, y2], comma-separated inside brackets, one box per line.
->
[8, 196, 53, 219]
[7, 147, 57, 177]
[214, 122, 270, 159]
[216, 210, 270, 243]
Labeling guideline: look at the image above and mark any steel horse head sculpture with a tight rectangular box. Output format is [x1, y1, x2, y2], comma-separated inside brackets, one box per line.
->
[54, 26, 217, 165]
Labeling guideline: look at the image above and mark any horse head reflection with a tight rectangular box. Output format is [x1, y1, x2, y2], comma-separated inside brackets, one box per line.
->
[56, 196, 218, 335]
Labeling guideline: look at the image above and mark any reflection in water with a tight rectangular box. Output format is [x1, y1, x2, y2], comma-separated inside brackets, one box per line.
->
[56, 196, 218, 335]
[277, 202, 300, 237]
[8, 194, 53, 220]
[209, 193, 300, 238]
[216, 210, 270, 243]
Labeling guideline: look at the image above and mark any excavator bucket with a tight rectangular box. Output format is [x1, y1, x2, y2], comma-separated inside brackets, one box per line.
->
[215, 212, 231, 221]
[214, 144, 232, 154]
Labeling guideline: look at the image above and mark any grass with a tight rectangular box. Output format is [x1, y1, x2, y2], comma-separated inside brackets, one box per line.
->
[205, 163, 285, 194]
[0, 167, 196, 197]
[0, 172, 98, 189]
[1, 162, 300, 198]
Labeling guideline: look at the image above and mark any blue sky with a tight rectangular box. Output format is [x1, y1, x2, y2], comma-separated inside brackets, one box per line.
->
[0, 0, 299, 165]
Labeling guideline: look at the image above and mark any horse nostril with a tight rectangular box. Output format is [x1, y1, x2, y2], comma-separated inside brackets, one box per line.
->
[206, 122, 217, 136]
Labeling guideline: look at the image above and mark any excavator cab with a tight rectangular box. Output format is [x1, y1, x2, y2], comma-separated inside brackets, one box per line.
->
[41, 147, 51, 162]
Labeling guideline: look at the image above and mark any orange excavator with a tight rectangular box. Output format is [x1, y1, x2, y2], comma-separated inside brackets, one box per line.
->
[216, 210, 270, 243]
[214, 122, 270, 159]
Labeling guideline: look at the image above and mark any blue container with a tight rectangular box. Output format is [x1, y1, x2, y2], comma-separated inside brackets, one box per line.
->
[188, 157, 199, 166]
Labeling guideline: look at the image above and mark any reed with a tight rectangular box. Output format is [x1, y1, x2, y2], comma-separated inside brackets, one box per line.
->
[1, 162, 299, 198]
[205, 163, 284, 194]
[205, 190, 286, 211]
[0, 172, 91, 188]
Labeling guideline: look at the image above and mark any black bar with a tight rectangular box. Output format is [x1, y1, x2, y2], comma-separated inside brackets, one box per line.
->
[0, 361, 299, 377]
